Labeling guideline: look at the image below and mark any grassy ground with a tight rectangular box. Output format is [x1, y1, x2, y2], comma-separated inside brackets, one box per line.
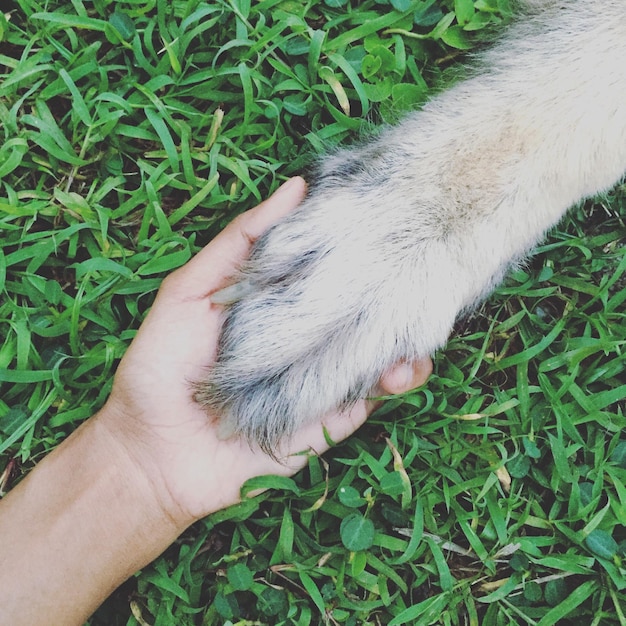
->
[1, 0, 626, 624]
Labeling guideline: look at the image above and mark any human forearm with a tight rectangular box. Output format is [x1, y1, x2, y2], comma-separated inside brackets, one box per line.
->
[0, 410, 189, 626]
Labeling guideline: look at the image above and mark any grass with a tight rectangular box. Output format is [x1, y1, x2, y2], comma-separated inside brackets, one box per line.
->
[1, 0, 625, 624]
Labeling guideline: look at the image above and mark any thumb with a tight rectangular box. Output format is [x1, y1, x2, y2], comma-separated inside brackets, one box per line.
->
[164, 177, 307, 299]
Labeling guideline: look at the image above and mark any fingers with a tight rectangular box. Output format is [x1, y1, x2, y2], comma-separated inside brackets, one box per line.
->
[232, 176, 307, 244]
[378, 358, 433, 395]
[309, 359, 433, 458]
[326, 359, 432, 446]
[230, 358, 434, 479]
[276, 402, 371, 470]
[281, 359, 433, 461]
[167, 177, 307, 299]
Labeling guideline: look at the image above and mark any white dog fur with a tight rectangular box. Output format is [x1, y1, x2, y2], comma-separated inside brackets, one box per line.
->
[196, 0, 626, 453]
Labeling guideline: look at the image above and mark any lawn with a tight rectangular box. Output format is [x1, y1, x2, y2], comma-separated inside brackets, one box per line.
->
[1, 0, 625, 624]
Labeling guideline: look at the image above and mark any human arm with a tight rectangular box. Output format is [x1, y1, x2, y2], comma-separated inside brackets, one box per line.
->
[0, 177, 432, 625]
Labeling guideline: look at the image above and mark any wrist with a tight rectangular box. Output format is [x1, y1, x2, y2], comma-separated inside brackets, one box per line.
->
[95, 401, 200, 531]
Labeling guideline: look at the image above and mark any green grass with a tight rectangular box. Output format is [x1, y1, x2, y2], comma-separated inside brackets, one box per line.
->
[1, 0, 626, 624]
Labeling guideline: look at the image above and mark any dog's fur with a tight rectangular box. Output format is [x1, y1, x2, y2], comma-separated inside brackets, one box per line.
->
[196, 0, 626, 452]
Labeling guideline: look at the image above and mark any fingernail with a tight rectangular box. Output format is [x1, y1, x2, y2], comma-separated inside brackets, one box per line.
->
[275, 176, 303, 194]
[398, 363, 415, 389]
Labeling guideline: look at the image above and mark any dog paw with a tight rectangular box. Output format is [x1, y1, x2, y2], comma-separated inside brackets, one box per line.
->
[194, 144, 485, 452]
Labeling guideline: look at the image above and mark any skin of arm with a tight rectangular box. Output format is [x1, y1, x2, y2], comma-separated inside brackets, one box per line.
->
[0, 177, 432, 626]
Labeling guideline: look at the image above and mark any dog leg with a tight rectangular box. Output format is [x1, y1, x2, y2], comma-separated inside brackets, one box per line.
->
[196, 0, 626, 453]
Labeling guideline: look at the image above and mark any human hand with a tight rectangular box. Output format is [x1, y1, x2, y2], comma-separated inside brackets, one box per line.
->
[100, 177, 432, 527]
